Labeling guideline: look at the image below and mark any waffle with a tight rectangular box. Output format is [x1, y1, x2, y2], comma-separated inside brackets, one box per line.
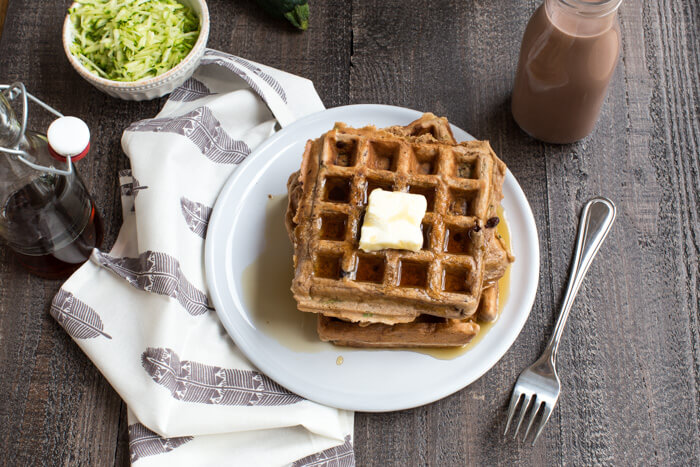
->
[388, 113, 512, 288]
[316, 282, 499, 347]
[316, 314, 480, 348]
[288, 123, 502, 324]
[384, 113, 456, 144]
[287, 114, 513, 347]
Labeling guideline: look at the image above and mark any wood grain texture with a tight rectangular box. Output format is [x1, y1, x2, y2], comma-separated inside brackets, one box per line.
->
[0, 0, 698, 465]
[0, 0, 7, 39]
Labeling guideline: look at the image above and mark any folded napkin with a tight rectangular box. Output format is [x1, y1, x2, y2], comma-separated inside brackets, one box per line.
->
[50, 49, 354, 466]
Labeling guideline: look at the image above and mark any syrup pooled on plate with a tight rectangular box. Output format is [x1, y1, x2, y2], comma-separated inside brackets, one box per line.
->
[241, 195, 333, 353]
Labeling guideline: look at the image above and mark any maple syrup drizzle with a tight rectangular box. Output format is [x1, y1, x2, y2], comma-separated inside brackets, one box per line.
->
[314, 254, 342, 279]
[355, 254, 385, 283]
[445, 225, 476, 255]
[319, 212, 348, 241]
[413, 205, 512, 360]
[324, 176, 351, 203]
[398, 260, 429, 288]
[241, 195, 332, 353]
[442, 267, 470, 293]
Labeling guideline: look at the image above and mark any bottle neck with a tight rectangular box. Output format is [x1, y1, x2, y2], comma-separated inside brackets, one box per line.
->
[0, 93, 21, 148]
[545, 0, 622, 37]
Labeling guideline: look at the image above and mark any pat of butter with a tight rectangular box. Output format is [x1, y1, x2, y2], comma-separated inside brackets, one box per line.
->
[359, 189, 427, 252]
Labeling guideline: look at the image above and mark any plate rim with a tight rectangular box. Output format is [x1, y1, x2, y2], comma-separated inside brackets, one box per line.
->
[205, 104, 540, 412]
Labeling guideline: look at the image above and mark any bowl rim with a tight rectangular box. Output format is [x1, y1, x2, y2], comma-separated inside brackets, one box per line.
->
[62, 0, 210, 90]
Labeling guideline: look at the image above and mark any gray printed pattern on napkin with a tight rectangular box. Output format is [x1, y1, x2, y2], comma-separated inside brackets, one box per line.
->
[201, 50, 288, 105]
[229, 55, 288, 104]
[52, 50, 355, 465]
[127, 106, 251, 164]
[128, 423, 193, 463]
[50, 289, 112, 340]
[180, 197, 212, 238]
[170, 77, 212, 102]
[93, 250, 213, 316]
[292, 435, 356, 467]
[142, 347, 304, 406]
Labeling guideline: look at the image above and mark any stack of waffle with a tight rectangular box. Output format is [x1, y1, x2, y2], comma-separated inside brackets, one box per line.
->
[286, 114, 513, 348]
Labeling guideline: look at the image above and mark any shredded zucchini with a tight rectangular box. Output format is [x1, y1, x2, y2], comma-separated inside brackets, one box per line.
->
[69, 0, 200, 82]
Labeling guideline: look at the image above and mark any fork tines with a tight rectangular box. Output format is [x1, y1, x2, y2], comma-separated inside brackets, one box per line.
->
[504, 386, 555, 445]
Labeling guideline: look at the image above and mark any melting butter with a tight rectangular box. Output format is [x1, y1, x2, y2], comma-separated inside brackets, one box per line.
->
[359, 189, 427, 252]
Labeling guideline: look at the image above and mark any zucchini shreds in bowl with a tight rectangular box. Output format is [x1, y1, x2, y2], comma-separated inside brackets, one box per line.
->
[69, 0, 200, 82]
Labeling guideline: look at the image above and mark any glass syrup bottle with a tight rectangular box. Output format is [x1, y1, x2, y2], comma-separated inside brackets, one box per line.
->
[0, 83, 103, 279]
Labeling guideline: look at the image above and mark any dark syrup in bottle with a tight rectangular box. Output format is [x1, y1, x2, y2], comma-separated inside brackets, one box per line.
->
[2, 175, 103, 279]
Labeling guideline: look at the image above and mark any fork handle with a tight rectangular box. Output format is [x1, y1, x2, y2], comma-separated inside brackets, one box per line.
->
[543, 197, 616, 365]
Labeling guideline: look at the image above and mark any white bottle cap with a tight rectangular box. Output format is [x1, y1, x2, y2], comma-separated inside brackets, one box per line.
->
[47, 116, 90, 161]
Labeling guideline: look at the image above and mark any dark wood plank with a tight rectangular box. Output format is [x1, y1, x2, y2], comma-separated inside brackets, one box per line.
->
[209, 0, 351, 108]
[0, 0, 7, 39]
[0, 0, 137, 464]
[349, 1, 558, 464]
[544, 1, 699, 464]
[0, 0, 350, 465]
[349, 0, 699, 465]
[114, 405, 131, 467]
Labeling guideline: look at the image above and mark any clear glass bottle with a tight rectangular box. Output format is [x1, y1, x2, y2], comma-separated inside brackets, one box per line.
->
[0, 85, 103, 279]
[511, 0, 623, 144]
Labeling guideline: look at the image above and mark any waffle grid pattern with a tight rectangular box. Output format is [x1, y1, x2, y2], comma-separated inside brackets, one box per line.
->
[295, 126, 497, 318]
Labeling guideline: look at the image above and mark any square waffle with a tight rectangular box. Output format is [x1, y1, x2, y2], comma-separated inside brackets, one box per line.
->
[316, 283, 499, 347]
[312, 116, 511, 347]
[388, 113, 513, 288]
[288, 121, 500, 322]
[316, 314, 480, 348]
[387, 113, 512, 288]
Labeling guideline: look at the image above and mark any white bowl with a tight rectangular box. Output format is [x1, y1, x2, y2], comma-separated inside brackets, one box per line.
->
[63, 0, 210, 101]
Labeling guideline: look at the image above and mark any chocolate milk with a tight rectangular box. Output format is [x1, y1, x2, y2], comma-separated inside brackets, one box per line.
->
[511, 0, 622, 144]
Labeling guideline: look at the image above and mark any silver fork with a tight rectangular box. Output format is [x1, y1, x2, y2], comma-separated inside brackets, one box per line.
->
[504, 197, 616, 445]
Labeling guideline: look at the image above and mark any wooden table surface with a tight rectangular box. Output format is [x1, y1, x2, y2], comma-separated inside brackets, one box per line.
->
[1, 0, 698, 465]
[0, 0, 6, 39]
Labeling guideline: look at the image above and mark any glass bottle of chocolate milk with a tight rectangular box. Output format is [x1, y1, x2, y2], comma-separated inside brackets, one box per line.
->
[511, 0, 622, 144]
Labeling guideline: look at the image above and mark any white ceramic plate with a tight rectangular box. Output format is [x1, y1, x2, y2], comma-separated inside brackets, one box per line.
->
[205, 104, 539, 412]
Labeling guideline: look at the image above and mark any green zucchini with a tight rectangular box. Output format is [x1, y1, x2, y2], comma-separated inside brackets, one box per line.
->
[254, 0, 309, 30]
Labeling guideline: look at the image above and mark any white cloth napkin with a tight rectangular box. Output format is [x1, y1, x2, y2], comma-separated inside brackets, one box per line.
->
[50, 49, 355, 466]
